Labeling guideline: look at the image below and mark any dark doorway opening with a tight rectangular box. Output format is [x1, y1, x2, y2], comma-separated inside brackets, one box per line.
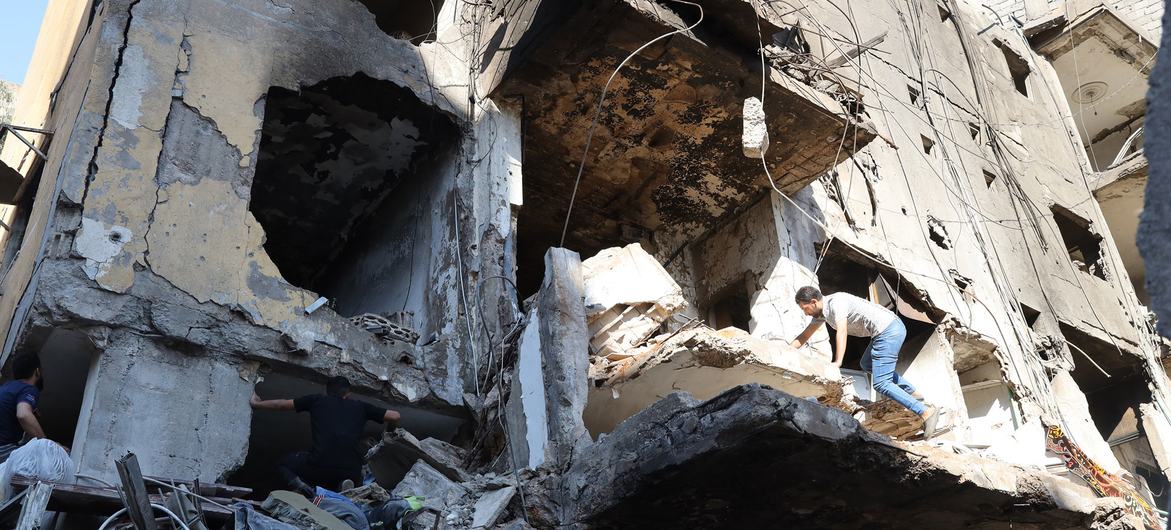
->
[228, 372, 465, 498]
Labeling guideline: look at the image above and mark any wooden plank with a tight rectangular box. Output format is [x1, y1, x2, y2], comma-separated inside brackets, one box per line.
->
[115, 454, 159, 530]
[9, 476, 237, 521]
[14, 482, 52, 530]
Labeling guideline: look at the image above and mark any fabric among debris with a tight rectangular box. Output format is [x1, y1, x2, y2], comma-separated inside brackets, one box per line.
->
[233, 502, 301, 530]
[0, 439, 71, 500]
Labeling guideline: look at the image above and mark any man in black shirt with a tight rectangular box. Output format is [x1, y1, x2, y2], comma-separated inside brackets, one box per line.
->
[0, 354, 46, 463]
[251, 376, 401, 494]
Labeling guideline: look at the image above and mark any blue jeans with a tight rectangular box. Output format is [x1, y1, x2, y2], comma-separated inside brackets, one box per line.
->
[860, 319, 926, 415]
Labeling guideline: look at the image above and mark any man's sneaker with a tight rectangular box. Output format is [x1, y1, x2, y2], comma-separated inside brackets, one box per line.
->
[922, 406, 940, 438]
[290, 477, 315, 498]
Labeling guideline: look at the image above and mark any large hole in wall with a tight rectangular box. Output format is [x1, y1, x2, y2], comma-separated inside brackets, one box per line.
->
[994, 39, 1031, 97]
[1080, 372, 1168, 507]
[1063, 320, 1165, 501]
[228, 372, 464, 497]
[703, 280, 752, 332]
[1051, 205, 1107, 280]
[816, 247, 937, 374]
[354, 0, 445, 44]
[250, 74, 459, 324]
[1062, 323, 1146, 396]
[958, 360, 1015, 447]
[6, 328, 100, 449]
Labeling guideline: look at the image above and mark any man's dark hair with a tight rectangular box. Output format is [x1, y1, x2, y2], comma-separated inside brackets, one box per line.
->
[12, 354, 40, 380]
[326, 376, 351, 397]
[794, 286, 823, 303]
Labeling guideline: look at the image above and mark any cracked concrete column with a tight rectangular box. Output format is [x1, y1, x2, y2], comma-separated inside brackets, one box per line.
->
[71, 331, 253, 483]
[505, 248, 590, 472]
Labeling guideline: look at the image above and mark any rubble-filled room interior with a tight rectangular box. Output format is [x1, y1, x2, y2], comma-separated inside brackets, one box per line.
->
[0, 0, 1166, 528]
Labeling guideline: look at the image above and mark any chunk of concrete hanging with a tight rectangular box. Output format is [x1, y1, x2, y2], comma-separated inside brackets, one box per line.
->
[581, 243, 687, 359]
[742, 96, 770, 158]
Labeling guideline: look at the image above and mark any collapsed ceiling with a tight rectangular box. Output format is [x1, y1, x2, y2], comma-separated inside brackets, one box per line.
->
[493, 0, 876, 286]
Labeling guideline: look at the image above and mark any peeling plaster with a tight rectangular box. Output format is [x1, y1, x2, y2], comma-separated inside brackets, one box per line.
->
[75, 218, 133, 283]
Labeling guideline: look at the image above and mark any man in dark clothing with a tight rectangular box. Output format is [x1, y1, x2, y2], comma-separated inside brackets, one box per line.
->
[250, 376, 401, 494]
[0, 354, 46, 463]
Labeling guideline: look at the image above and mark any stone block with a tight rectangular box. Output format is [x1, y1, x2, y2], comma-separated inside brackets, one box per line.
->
[742, 96, 770, 158]
[470, 486, 516, 528]
[392, 461, 469, 513]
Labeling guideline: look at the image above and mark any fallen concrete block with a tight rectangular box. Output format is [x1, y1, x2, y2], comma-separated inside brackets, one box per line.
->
[470, 486, 516, 528]
[564, 384, 1128, 528]
[367, 428, 470, 487]
[581, 243, 687, 359]
[392, 460, 469, 513]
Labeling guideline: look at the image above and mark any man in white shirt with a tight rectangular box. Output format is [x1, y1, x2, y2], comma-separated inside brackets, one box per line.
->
[788, 286, 940, 437]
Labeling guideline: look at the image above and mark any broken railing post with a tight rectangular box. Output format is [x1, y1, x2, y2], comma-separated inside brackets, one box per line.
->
[13, 482, 52, 530]
[115, 453, 159, 530]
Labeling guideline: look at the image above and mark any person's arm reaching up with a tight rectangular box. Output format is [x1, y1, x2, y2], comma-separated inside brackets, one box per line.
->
[250, 391, 295, 411]
[15, 402, 45, 439]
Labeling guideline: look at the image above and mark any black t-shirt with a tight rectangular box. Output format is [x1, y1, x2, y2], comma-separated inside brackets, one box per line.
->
[294, 394, 387, 472]
[0, 381, 38, 445]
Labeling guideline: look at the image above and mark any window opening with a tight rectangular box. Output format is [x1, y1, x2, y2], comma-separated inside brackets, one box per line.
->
[994, 39, 1030, 97]
[983, 169, 997, 188]
[1051, 205, 1107, 280]
[921, 135, 935, 155]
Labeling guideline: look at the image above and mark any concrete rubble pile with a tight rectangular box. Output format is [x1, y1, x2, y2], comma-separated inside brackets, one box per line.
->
[579, 244, 927, 440]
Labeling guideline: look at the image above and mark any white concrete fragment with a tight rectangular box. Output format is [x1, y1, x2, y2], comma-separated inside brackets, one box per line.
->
[74, 217, 132, 283]
[581, 243, 687, 358]
[742, 96, 769, 158]
[471, 486, 516, 528]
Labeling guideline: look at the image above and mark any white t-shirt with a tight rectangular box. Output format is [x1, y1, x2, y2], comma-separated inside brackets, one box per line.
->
[816, 292, 896, 337]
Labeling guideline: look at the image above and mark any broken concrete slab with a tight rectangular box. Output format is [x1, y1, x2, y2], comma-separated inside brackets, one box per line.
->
[470, 486, 516, 529]
[391, 461, 469, 513]
[559, 384, 1141, 528]
[367, 428, 470, 487]
[581, 243, 687, 359]
[584, 325, 841, 435]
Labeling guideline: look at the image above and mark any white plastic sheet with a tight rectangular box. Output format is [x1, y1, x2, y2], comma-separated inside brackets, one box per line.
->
[0, 439, 72, 500]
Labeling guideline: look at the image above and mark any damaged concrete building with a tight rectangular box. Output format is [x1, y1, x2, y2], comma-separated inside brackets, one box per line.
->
[0, 0, 1169, 527]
